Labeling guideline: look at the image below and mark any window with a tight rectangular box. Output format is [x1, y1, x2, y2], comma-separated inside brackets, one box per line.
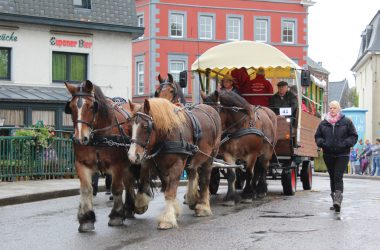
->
[74, 0, 91, 9]
[227, 17, 241, 41]
[52, 52, 87, 83]
[255, 18, 269, 42]
[32, 110, 55, 126]
[137, 14, 144, 39]
[199, 15, 214, 40]
[169, 61, 185, 83]
[282, 20, 295, 44]
[170, 13, 184, 38]
[136, 61, 144, 95]
[0, 109, 24, 126]
[0, 47, 11, 80]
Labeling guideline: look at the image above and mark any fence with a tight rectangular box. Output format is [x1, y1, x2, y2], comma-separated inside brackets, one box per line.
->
[0, 136, 75, 180]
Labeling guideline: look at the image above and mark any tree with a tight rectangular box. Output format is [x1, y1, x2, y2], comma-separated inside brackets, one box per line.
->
[347, 87, 359, 107]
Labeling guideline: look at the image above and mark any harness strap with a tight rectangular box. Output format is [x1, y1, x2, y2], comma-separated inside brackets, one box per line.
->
[221, 127, 264, 145]
[184, 109, 202, 145]
[157, 141, 199, 156]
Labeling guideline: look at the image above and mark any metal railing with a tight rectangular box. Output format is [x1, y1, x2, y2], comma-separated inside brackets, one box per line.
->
[0, 136, 75, 180]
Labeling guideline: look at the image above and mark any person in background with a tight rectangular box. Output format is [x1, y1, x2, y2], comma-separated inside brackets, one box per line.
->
[242, 67, 273, 106]
[361, 139, 372, 175]
[220, 73, 240, 93]
[356, 139, 366, 175]
[315, 100, 358, 213]
[368, 139, 380, 176]
[349, 147, 358, 175]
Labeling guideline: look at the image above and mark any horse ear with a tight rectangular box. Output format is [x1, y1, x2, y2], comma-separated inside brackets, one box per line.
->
[158, 74, 164, 84]
[128, 99, 141, 114]
[83, 80, 94, 94]
[143, 99, 150, 114]
[64, 82, 77, 95]
[167, 73, 174, 83]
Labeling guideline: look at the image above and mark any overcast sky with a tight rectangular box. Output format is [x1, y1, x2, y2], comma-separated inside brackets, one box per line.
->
[308, 0, 379, 87]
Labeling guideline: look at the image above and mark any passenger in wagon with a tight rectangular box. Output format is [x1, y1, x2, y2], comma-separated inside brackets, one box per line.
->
[241, 67, 273, 106]
[269, 81, 298, 118]
[220, 72, 240, 94]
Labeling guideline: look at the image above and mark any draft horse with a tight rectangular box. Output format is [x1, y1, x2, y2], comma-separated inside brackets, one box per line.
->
[65, 80, 140, 232]
[128, 98, 222, 229]
[203, 90, 277, 205]
[155, 73, 186, 105]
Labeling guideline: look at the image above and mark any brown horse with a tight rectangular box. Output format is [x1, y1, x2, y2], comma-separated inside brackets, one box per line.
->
[128, 98, 221, 229]
[203, 90, 277, 205]
[155, 73, 186, 105]
[64, 80, 140, 232]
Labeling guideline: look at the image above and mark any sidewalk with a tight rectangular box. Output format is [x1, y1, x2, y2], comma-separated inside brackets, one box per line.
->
[0, 173, 379, 207]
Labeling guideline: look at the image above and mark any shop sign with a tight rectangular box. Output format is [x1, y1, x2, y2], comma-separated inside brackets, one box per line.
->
[0, 32, 18, 42]
[50, 36, 92, 49]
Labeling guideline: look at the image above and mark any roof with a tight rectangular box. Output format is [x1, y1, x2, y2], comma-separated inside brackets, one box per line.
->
[0, 84, 70, 103]
[305, 56, 330, 74]
[328, 79, 348, 103]
[0, 0, 143, 34]
[191, 40, 302, 71]
[352, 10, 380, 70]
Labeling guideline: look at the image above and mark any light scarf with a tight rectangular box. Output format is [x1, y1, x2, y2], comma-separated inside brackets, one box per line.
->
[325, 112, 342, 125]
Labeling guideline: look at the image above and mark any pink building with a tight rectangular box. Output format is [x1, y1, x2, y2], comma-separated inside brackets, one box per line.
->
[133, 0, 314, 102]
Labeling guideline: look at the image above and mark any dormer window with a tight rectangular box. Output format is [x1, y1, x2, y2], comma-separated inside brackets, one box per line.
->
[74, 0, 91, 9]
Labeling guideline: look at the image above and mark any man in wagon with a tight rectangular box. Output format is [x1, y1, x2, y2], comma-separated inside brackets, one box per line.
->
[269, 80, 298, 122]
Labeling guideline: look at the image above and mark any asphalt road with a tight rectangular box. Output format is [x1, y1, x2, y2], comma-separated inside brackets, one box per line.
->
[0, 176, 379, 250]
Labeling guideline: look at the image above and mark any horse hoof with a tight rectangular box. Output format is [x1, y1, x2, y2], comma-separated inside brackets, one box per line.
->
[241, 198, 253, 204]
[135, 206, 148, 215]
[222, 200, 235, 207]
[124, 210, 135, 219]
[195, 209, 212, 217]
[188, 203, 196, 210]
[257, 193, 266, 199]
[158, 221, 175, 230]
[78, 222, 95, 232]
[108, 217, 124, 227]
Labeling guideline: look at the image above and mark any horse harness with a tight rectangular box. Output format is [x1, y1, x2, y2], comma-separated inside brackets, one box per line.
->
[132, 106, 204, 162]
[65, 87, 131, 149]
[220, 105, 265, 145]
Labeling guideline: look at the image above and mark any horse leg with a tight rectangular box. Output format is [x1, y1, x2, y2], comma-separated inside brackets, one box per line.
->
[185, 167, 199, 210]
[222, 154, 237, 206]
[123, 165, 136, 219]
[194, 159, 213, 217]
[241, 155, 258, 204]
[158, 160, 184, 230]
[76, 162, 96, 232]
[108, 162, 125, 227]
[134, 162, 153, 215]
[256, 152, 271, 198]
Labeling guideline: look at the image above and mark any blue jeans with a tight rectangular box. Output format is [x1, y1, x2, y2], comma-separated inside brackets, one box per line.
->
[371, 156, 380, 176]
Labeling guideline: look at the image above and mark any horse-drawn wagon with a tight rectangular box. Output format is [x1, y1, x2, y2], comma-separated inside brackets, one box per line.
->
[180, 41, 325, 196]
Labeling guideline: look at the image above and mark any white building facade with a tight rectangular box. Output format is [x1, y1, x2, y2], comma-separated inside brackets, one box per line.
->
[352, 10, 380, 142]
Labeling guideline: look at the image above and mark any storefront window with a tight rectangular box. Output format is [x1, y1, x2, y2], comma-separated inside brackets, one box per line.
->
[32, 110, 55, 126]
[52, 52, 87, 82]
[0, 109, 24, 126]
[0, 47, 11, 80]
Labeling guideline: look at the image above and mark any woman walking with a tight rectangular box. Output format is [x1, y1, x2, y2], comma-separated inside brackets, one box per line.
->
[315, 101, 358, 213]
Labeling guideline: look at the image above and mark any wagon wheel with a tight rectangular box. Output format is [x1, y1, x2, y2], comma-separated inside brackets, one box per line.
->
[300, 161, 312, 190]
[209, 168, 220, 195]
[235, 168, 245, 189]
[281, 168, 297, 195]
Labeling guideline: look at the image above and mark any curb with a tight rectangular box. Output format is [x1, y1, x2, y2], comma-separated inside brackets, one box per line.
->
[313, 172, 380, 180]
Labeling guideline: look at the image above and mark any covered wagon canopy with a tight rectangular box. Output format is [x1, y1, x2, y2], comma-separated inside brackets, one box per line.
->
[191, 40, 302, 78]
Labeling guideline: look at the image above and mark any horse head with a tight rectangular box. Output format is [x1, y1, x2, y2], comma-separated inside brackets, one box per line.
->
[128, 99, 155, 164]
[155, 73, 186, 105]
[65, 80, 113, 145]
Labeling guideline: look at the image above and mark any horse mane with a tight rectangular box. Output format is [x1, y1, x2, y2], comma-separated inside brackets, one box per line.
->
[93, 84, 112, 120]
[147, 98, 187, 135]
[219, 89, 251, 111]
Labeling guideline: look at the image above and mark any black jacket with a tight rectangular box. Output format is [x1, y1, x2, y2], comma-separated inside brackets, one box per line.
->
[269, 91, 298, 117]
[314, 114, 358, 156]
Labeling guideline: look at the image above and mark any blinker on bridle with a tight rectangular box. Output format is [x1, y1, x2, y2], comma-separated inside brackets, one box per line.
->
[131, 112, 155, 159]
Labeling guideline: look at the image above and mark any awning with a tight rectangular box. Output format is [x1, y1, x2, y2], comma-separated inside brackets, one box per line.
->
[191, 40, 302, 71]
[311, 75, 326, 89]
